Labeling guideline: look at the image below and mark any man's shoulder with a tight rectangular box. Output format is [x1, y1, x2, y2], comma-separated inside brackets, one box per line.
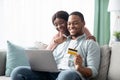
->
[83, 39, 100, 48]
[85, 39, 98, 44]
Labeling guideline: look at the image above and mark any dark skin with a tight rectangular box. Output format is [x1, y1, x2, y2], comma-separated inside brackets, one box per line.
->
[53, 18, 69, 36]
[67, 15, 92, 78]
[53, 18, 69, 44]
[53, 18, 96, 44]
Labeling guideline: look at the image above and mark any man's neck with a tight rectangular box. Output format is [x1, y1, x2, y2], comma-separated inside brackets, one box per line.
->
[71, 33, 84, 40]
[71, 36, 77, 40]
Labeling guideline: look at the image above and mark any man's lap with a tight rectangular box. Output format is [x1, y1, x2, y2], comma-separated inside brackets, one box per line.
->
[11, 66, 82, 80]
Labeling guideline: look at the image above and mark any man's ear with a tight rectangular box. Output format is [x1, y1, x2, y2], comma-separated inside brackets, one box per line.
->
[82, 21, 85, 26]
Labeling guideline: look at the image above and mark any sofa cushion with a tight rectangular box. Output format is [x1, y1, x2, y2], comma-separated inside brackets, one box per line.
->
[90, 45, 111, 80]
[0, 50, 6, 76]
[34, 41, 48, 49]
[0, 76, 10, 80]
[108, 43, 120, 80]
[5, 41, 30, 77]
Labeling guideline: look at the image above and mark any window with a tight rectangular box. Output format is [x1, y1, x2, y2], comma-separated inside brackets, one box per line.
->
[0, 0, 94, 49]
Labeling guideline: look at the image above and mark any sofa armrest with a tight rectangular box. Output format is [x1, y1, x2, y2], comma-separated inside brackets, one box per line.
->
[0, 50, 6, 76]
[108, 43, 120, 80]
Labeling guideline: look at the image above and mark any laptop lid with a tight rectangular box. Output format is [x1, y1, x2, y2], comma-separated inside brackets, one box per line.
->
[26, 50, 58, 72]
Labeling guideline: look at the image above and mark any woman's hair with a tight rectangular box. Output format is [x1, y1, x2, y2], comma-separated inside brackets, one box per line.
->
[52, 10, 69, 24]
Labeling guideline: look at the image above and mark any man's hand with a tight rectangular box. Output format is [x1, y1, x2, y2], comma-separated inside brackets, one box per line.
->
[74, 54, 92, 78]
[74, 54, 83, 68]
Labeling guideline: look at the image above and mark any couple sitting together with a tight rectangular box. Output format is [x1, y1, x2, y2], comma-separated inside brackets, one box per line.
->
[11, 11, 100, 80]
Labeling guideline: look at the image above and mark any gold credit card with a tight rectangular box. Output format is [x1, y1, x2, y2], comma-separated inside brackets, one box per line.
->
[68, 48, 77, 56]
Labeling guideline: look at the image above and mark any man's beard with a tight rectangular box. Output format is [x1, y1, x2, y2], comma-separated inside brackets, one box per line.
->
[69, 26, 84, 38]
[71, 33, 81, 38]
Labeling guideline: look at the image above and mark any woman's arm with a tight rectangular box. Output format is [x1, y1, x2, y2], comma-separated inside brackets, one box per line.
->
[84, 27, 92, 36]
[84, 27, 96, 41]
[46, 33, 59, 51]
[46, 32, 66, 51]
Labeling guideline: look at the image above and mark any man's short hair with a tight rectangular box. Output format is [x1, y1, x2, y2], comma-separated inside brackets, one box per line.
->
[70, 11, 84, 22]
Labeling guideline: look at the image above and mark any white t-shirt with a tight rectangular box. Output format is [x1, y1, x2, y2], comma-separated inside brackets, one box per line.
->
[57, 39, 77, 70]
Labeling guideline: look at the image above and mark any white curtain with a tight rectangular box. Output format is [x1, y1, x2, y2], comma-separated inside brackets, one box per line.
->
[0, 0, 94, 49]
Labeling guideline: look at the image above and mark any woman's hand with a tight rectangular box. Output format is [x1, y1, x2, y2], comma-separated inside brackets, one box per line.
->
[54, 32, 67, 44]
[86, 36, 96, 41]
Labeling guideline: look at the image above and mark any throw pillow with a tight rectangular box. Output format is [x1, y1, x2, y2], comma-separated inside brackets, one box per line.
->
[34, 41, 48, 49]
[5, 41, 30, 77]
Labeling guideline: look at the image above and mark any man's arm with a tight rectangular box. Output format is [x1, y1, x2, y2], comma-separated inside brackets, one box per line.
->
[74, 54, 92, 78]
[74, 41, 100, 78]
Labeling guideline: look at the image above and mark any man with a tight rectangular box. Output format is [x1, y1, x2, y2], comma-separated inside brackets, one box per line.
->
[53, 11, 100, 80]
[11, 11, 100, 80]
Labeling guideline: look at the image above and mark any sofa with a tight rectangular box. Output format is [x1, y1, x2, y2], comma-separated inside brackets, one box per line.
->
[0, 42, 120, 80]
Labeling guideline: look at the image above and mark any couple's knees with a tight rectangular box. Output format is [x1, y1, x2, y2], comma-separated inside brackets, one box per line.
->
[57, 70, 81, 80]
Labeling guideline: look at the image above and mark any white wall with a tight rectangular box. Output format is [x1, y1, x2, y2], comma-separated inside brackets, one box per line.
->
[109, 12, 120, 45]
[0, 0, 94, 49]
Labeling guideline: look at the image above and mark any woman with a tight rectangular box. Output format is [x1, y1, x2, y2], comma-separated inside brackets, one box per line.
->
[46, 10, 96, 51]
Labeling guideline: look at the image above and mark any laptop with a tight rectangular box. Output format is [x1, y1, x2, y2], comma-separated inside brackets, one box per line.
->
[26, 50, 58, 72]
